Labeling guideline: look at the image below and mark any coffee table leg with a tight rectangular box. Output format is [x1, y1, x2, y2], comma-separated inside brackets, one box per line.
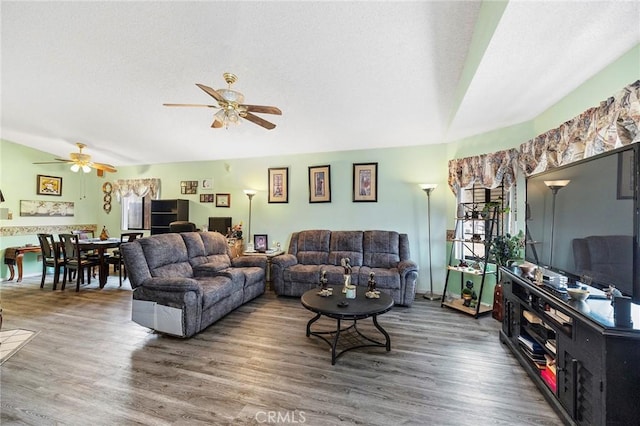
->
[306, 313, 321, 337]
[331, 318, 342, 365]
[372, 314, 391, 351]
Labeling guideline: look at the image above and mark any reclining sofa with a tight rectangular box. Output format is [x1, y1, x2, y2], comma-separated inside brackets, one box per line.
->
[271, 230, 418, 306]
[121, 231, 266, 338]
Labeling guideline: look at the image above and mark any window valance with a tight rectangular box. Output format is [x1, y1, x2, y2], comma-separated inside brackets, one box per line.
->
[447, 149, 519, 196]
[519, 80, 640, 176]
[113, 178, 160, 201]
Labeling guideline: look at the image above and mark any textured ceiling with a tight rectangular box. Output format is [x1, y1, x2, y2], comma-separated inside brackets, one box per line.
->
[1, 1, 639, 168]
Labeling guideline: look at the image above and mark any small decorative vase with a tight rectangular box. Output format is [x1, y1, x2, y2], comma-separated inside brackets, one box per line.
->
[342, 274, 351, 293]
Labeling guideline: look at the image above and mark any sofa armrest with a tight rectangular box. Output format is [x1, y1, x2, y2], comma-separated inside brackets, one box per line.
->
[398, 259, 418, 276]
[271, 253, 298, 269]
[231, 255, 267, 269]
[139, 277, 203, 295]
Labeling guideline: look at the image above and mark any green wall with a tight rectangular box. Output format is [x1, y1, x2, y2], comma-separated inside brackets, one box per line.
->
[1, 43, 637, 303]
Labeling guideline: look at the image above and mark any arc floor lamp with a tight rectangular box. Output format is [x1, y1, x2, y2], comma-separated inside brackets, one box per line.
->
[244, 189, 257, 249]
[544, 179, 570, 266]
[420, 184, 439, 300]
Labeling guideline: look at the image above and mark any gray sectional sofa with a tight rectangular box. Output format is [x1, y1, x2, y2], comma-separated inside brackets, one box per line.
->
[271, 230, 419, 306]
[121, 231, 266, 338]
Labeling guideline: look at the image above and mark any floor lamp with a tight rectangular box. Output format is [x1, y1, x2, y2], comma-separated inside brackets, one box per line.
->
[243, 189, 256, 250]
[420, 184, 439, 300]
[544, 180, 570, 266]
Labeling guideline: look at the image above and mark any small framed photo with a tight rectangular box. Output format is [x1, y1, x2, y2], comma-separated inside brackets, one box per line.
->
[268, 167, 289, 203]
[216, 193, 231, 207]
[180, 180, 198, 194]
[353, 162, 378, 202]
[37, 175, 62, 196]
[200, 194, 214, 203]
[308, 165, 331, 203]
[254, 234, 268, 252]
[201, 178, 214, 191]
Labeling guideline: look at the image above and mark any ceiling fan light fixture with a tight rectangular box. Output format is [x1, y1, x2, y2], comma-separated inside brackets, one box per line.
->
[82, 165, 92, 173]
[217, 88, 245, 104]
[70, 164, 80, 172]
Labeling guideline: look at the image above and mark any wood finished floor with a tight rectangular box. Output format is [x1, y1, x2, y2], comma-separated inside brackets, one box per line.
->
[0, 274, 563, 426]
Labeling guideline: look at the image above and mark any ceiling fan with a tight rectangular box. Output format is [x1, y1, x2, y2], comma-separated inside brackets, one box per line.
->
[33, 143, 117, 174]
[164, 72, 282, 130]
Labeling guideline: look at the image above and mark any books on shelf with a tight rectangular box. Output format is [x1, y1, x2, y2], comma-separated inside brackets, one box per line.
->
[518, 334, 544, 353]
[523, 310, 543, 325]
[545, 339, 557, 355]
[541, 367, 557, 393]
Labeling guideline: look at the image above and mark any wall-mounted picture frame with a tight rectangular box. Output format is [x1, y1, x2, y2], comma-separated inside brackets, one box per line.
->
[216, 193, 231, 207]
[353, 162, 378, 202]
[36, 175, 62, 196]
[268, 167, 289, 203]
[20, 200, 74, 216]
[180, 180, 198, 194]
[254, 234, 268, 252]
[200, 194, 214, 203]
[201, 178, 214, 191]
[617, 149, 635, 199]
[308, 165, 331, 203]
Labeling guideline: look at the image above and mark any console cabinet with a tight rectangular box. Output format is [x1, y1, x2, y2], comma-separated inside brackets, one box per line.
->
[500, 268, 640, 425]
[150, 199, 189, 235]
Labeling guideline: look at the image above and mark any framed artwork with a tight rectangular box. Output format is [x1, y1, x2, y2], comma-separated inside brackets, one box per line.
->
[617, 149, 635, 199]
[180, 180, 198, 194]
[216, 193, 231, 207]
[254, 234, 268, 252]
[200, 194, 214, 203]
[308, 165, 331, 203]
[201, 178, 214, 191]
[36, 175, 62, 196]
[20, 200, 74, 216]
[353, 162, 378, 202]
[268, 167, 289, 203]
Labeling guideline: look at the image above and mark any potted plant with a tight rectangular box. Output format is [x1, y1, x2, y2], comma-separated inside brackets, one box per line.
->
[489, 230, 525, 270]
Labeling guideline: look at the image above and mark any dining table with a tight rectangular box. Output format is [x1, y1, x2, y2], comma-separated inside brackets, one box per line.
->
[78, 238, 120, 288]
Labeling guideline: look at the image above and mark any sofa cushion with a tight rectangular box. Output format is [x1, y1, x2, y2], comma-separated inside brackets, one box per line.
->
[328, 231, 364, 266]
[363, 231, 400, 268]
[292, 230, 331, 265]
[358, 267, 400, 290]
[138, 233, 193, 278]
[198, 276, 241, 309]
[286, 264, 323, 284]
[184, 231, 232, 271]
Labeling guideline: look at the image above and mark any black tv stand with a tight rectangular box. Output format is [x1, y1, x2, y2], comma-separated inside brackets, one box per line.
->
[499, 268, 640, 425]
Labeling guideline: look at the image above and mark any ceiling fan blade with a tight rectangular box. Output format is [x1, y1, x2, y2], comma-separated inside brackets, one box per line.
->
[243, 112, 277, 130]
[91, 162, 117, 173]
[196, 83, 225, 103]
[33, 160, 72, 164]
[242, 105, 282, 115]
[163, 103, 219, 108]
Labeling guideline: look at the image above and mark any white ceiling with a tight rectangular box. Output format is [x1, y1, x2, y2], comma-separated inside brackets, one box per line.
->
[2, 1, 639, 168]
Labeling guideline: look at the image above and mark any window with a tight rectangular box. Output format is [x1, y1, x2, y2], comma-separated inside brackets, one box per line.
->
[122, 194, 151, 230]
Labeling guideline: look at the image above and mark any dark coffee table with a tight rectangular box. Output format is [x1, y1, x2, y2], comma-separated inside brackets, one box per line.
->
[301, 285, 393, 364]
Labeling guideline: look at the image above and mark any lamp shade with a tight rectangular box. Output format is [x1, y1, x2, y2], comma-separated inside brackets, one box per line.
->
[0, 190, 4, 203]
[544, 180, 570, 188]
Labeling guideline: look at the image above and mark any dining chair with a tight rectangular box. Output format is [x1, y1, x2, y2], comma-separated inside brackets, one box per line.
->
[106, 232, 144, 287]
[59, 233, 100, 292]
[72, 229, 98, 276]
[37, 233, 64, 290]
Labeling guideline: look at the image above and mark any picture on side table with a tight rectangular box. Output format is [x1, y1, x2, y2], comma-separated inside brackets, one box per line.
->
[353, 162, 378, 202]
[308, 165, 331, 203]
[36, 175, 62, 196]
[216, 193, 231, 207]
[268, 167, 289, 203]
[254, 234, 268, 252]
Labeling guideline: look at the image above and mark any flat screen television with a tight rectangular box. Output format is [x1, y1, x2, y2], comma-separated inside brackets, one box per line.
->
[525, 144, 639, 303]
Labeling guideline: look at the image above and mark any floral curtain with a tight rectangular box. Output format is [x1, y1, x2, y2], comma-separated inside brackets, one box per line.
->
[448, 149, 519, 195]
[519, 80, 640, 176]
[447, 80, 639, 194]
[113, 178, 160, 201]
